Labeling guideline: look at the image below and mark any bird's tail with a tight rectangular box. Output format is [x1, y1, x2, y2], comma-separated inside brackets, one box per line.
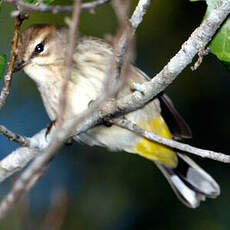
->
[156, 153, 220, 208]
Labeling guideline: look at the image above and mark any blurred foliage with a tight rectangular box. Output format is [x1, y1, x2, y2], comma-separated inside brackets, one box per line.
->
[24, 0, 37, 3]
[23, 0, 55, 4]
[191, 0, 230, 70]
[0, 0, 230, 230]
[0, 54, 6, 78]
[43, 0, 55, 4]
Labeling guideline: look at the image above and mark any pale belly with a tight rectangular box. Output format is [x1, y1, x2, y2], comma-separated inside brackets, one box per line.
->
[78, 98, 163, 151]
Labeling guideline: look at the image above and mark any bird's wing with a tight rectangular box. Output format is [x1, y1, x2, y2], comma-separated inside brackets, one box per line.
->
[130, 66, 192, 139]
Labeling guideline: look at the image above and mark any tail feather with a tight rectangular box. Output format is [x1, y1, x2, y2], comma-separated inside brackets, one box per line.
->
[156, 153, 220, 208]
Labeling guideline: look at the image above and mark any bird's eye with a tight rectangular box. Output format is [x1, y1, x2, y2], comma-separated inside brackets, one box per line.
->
[34, 43, 44, 54]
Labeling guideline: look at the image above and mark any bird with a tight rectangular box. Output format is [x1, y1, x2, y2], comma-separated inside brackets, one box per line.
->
[14, 24, 220, 208]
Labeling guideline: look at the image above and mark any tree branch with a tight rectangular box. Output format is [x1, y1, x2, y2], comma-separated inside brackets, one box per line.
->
[108, 0, 152, 94]
[58, 0, 81, 126]
[0, 125, 30, 146]
[0, 128, 49, 183]
[4, 0, 110, 13]
[42, 189, 68, 230]
[0, 14, 27, 110]
[113, 118, 230, 163]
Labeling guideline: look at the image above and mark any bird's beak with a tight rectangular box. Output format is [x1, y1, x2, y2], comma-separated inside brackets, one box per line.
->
[13, 60, 27, 73]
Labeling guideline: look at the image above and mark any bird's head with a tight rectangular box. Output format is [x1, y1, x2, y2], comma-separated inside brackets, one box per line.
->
[15, 24, 68, 83]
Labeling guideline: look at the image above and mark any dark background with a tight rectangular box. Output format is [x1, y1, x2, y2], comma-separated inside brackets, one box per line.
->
[0, 0, 230, 229]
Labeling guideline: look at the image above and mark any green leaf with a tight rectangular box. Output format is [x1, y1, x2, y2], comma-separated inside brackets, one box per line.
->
[190, 0, 230, 68]
[0, 54, 7, 79]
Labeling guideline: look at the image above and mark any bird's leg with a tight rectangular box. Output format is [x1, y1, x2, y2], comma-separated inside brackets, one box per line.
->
[46, 120, 73, 145]
[46, 120, 56, 137]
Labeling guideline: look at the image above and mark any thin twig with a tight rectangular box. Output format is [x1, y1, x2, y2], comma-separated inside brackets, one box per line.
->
[0, 14, 27, 110]
[0, 157, 49, 219]
[58, 0, 81, 126]
[107, 0, 152, 94]
[113, 118, 230, 163]
[0, 125, 30, 146]
[112, 0, 129, 29]
[4, 0, 110, 13]
[104, 0, 130, 95]
[0, 128, 50, 183]
[42, 189, 68, 230]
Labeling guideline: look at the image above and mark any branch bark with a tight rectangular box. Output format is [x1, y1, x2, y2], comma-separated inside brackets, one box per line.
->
[0, 125, 30, 146]
[0, 128, 49, 183]
[113, 118, 230, 163]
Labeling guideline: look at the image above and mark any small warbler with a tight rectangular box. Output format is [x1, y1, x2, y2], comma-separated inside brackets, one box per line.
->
[15, 24, 220, 208]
